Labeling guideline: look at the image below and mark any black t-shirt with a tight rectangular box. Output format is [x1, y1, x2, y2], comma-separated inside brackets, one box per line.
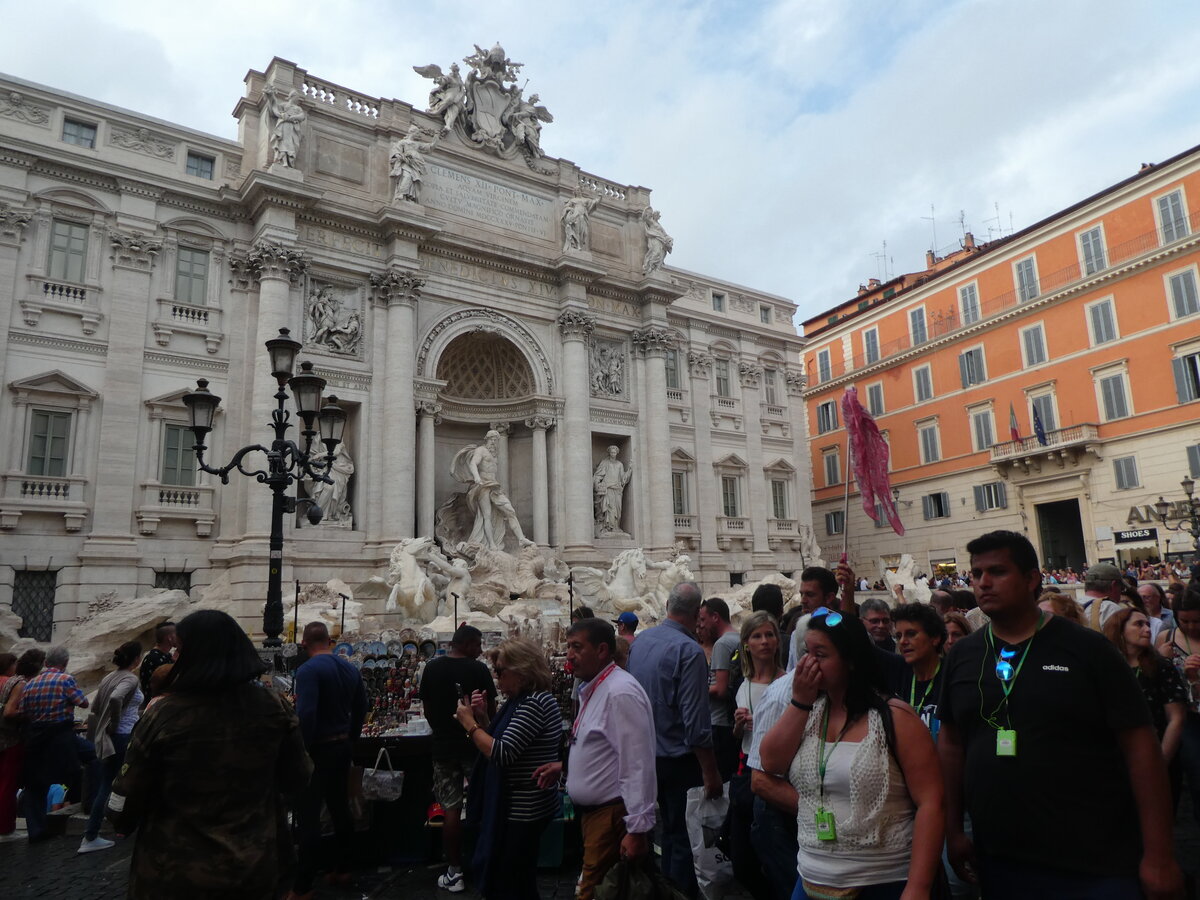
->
[938, 614, 1151, 877]
[418, 655, 497, 760]
[875, 646, 907, 698]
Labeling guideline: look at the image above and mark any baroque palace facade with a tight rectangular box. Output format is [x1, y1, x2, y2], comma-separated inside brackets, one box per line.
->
[803, 143, 1200, 578]
[0, 53, 814, 640]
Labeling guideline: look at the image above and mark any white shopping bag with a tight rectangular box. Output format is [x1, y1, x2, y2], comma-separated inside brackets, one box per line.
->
[685, 783, 733, 900]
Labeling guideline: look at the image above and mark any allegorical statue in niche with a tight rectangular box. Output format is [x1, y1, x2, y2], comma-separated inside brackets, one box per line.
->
[266, 88, 306, 168]
[412, 62, 465, 135]
[593, 446, 632, 536]
[446, 430, 534, 551]
[503, 91, 553, 158]
[561, 190, 601, 253]
[389, 125, 439, 204]
[641, 206, 674, 274]
[308, 442, 355, 525]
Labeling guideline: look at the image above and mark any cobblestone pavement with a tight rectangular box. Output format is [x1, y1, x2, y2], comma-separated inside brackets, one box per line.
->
[1, 800, 1197, 899]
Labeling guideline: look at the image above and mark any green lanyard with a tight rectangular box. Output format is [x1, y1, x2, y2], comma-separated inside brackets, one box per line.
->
[816, 702, 852, 802]
[909, 660, 941, 710]
[981, 614, 1046, 728]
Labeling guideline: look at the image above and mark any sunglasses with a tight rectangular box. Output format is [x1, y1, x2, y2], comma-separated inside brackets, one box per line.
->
[995, 647, 1017, 682]
[813, 607, 843, 627]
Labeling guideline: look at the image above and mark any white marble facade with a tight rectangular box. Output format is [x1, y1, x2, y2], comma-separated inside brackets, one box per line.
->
[0, 54, 814, 638]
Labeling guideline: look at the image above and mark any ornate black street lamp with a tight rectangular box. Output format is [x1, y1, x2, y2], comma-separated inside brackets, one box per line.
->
[1154, 476, 1200, 554]
[182, 327, 346, 647]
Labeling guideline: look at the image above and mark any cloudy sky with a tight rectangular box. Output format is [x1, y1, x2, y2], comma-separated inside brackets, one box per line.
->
[5, 0, 1200, 324]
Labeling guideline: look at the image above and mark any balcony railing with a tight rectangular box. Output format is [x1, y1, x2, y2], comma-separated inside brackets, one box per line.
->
[0, 474, 89, 531]
[989, 423, 1100, 462]
[136, 482, 216, 536]
[673, 514, 696, 532]
[769, 518, 797, 533]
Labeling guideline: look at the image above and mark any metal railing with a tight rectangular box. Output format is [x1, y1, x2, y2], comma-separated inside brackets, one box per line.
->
[989, 423, 1099, 461]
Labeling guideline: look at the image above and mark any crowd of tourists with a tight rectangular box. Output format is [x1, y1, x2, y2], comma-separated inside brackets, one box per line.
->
[0, 531, 1197, 899]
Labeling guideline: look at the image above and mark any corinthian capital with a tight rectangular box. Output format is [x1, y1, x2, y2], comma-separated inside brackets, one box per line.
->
[785, 369, 808, 395]
[557, 309, 596, 339]
[370, 268, 425, 306]
[525, 415, 556, 431]
[738, 362, 763, 388]
[248, 241, 310, 283]
[687, 350, 713, 379]
[631, 326, 675, 358]
[0, 202, 32, 242]
[109, 229, 162, 269]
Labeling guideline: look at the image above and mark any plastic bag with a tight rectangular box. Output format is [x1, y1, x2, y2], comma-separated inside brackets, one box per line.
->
[594, 859, 689, 900]
[685, 783, 733, 900]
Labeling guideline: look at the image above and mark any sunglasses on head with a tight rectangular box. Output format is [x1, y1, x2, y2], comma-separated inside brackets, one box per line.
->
[995, 647, 1017, 681]
[813, 607, 843, 627]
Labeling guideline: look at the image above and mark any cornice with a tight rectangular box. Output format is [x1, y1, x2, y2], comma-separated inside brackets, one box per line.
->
[158, 191, 243, 222]
[0, 148, 38, 170]
[143, 350, 229, 373]
[29, 160, 120, 193]
[421, 243, 555, 286]
[237, 170, 326, 219]
[8, 330, 108, 356]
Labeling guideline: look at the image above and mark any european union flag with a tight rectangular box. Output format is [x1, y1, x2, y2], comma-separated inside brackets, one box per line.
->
[1032, 405, 1048, 446]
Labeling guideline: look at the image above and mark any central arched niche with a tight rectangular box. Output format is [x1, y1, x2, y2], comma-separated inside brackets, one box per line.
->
[436, 331, 536, 400]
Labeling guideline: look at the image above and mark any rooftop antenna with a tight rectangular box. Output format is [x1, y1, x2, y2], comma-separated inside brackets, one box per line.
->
[921, 203, 939, 255]
[984, 202, 1003, 241]
[958, 209, 968, 240]
[871, 240, 891, 281]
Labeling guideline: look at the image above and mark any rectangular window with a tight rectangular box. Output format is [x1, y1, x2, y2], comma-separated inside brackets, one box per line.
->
[823, 450, 841, 486]
[62, 118, 96, 148]
[12, 571, 57, 643]
[760, 305, 772, 324]
[721, 476, 740, 517]
[1021, 324, 1047, 366]
[1169, 270, 1200, 319]
[959, 284, 980, 325]
[909, 308, 927, 345]
[863, 328, 880, 364]
[1015, 257, 1039, 302]
[712, 292, 725, 312]
[1088, 299, 1117, 345]
[919, 423, 940, 463]
[665, 349, 680, 390]
[1031, 394, 1057, 432]
[27, 409, 71, 477]
[1099, 373, 1130, 421]
[160, 424, 196, 486]
[174, 247, 210, 306]
[48, 219, 88, 284]
[154, 571, 192, 593]
[672, 471, 687, 515]
[816, 401, 839, 434]
[186, 152, 215, 180]
[1114, 456, 1139, 490]
[825, 510, 844, 536]
[972, 410, 994, 451]
[817, 349, 832, 384]
[914, 365, 933, 403]
[771, 480, 788, 519]
[1188, 444, 1200, 479]
[866, 383, 884, 416]
[714, 359, 731, 397]
[922, 492, 951, 520]
[973, 481, 1008, 511]
[1159, 190, 1189, 243]
[1079, 227, 1106, 275]
[1174, 352, 1200, 403]
[762, 368, 778, 405]
[958, 347, 987, 387]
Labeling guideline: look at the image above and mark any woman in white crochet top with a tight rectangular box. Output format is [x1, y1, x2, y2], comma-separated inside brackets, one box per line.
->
[759, 609, 944, 900]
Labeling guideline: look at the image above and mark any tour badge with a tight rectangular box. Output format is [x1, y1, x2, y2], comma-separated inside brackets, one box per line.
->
[996, 729, 1017, 757]
[815, 806, 837, 841]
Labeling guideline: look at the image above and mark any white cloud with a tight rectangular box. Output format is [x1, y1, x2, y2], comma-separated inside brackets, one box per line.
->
[3, 0, 1199, 322]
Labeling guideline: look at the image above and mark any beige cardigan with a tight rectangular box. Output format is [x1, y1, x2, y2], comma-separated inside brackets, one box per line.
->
[86, 668, 140, 759]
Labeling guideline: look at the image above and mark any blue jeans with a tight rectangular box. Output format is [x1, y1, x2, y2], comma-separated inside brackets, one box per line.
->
[750, 794, 798, 900]
[84, 733, 129, 841]
[792, 879, 905, 899]
[976, 856, 1140, 900]
[656, 755, 702, 899]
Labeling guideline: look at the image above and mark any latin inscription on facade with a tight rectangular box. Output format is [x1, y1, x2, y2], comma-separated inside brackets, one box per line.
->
[587, 294, 640, 319]
[423, 164, 555, 240]
[421, 256, 556, 299]
[300, 224, 384, 259]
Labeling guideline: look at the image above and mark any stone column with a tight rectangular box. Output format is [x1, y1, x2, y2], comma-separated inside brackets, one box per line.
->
[740, 362, 771, 553]
[689, 351, 719, 553]
[525, 416, 554, 545]
[633, 327, 676, 550]
[370, 269, 424, 542]
[490, 422, 511, 491]
[558, 309, 596, 551]
[244, 242, 309, 537]
[416, 400, 441, 537]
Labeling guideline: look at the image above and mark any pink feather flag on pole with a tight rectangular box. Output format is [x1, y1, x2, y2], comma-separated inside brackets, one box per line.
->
[841, 387, 904, 536]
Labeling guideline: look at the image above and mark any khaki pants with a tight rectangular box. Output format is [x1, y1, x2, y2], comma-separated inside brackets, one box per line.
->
[577, 801, 627, 900]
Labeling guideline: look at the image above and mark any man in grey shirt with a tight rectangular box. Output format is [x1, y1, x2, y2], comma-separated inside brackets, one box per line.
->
[699, 597, 739, 781]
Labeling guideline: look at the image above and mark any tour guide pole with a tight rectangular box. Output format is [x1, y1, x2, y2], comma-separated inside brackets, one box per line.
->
[183, 328, 347, 649]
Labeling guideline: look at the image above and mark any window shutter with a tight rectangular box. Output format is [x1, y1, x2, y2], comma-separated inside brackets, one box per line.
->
[996, 482, 1007, 508]
[1188, 445, 1200, 478]
[973, 485, 985, 512]
[1174, 357, 1198, 403]
[922, 495, 933, 520]
[958, 353, 970, 389]
[940, 492, 950, 516]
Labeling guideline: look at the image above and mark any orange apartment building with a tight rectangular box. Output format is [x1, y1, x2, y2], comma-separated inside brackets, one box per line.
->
[802, 145, 1200, 578]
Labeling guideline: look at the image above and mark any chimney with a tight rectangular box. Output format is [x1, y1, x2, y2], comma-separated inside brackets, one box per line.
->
[925, 249, 937, 269]
[963, 232, 976, 251]
[868, 278, 881, 290]
[857, 284, 868, 295]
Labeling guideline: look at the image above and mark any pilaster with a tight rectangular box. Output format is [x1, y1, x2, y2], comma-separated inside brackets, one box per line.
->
[557, 307, 596, 552]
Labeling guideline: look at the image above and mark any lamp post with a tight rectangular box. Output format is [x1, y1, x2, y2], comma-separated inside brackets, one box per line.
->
[1154, 476, 1200, 555]
[182, 327, 346, 647]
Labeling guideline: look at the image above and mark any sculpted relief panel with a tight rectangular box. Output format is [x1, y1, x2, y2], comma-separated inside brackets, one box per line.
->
[590, 339, 626, 399]
[304, 279, 363, 357]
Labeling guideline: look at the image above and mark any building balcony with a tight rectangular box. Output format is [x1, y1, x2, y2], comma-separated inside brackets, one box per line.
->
[989, 423, 1102, 475]
[673, 513, 697, 533]
[0, 473, 89, 530]
[716, 515, 750, 550]
[135, 482, 217, 536]
[768, 517, 801, 551]
[152, 298, 224, 354]
[20, 275, 103, 335]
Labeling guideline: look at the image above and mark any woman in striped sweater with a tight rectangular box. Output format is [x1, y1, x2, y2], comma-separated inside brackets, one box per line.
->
[456, 637, 562, 898]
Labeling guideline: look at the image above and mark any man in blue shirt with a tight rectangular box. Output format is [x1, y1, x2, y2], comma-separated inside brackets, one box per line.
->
[628, 582, 721, 899]
[288, 622, 367, 899]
